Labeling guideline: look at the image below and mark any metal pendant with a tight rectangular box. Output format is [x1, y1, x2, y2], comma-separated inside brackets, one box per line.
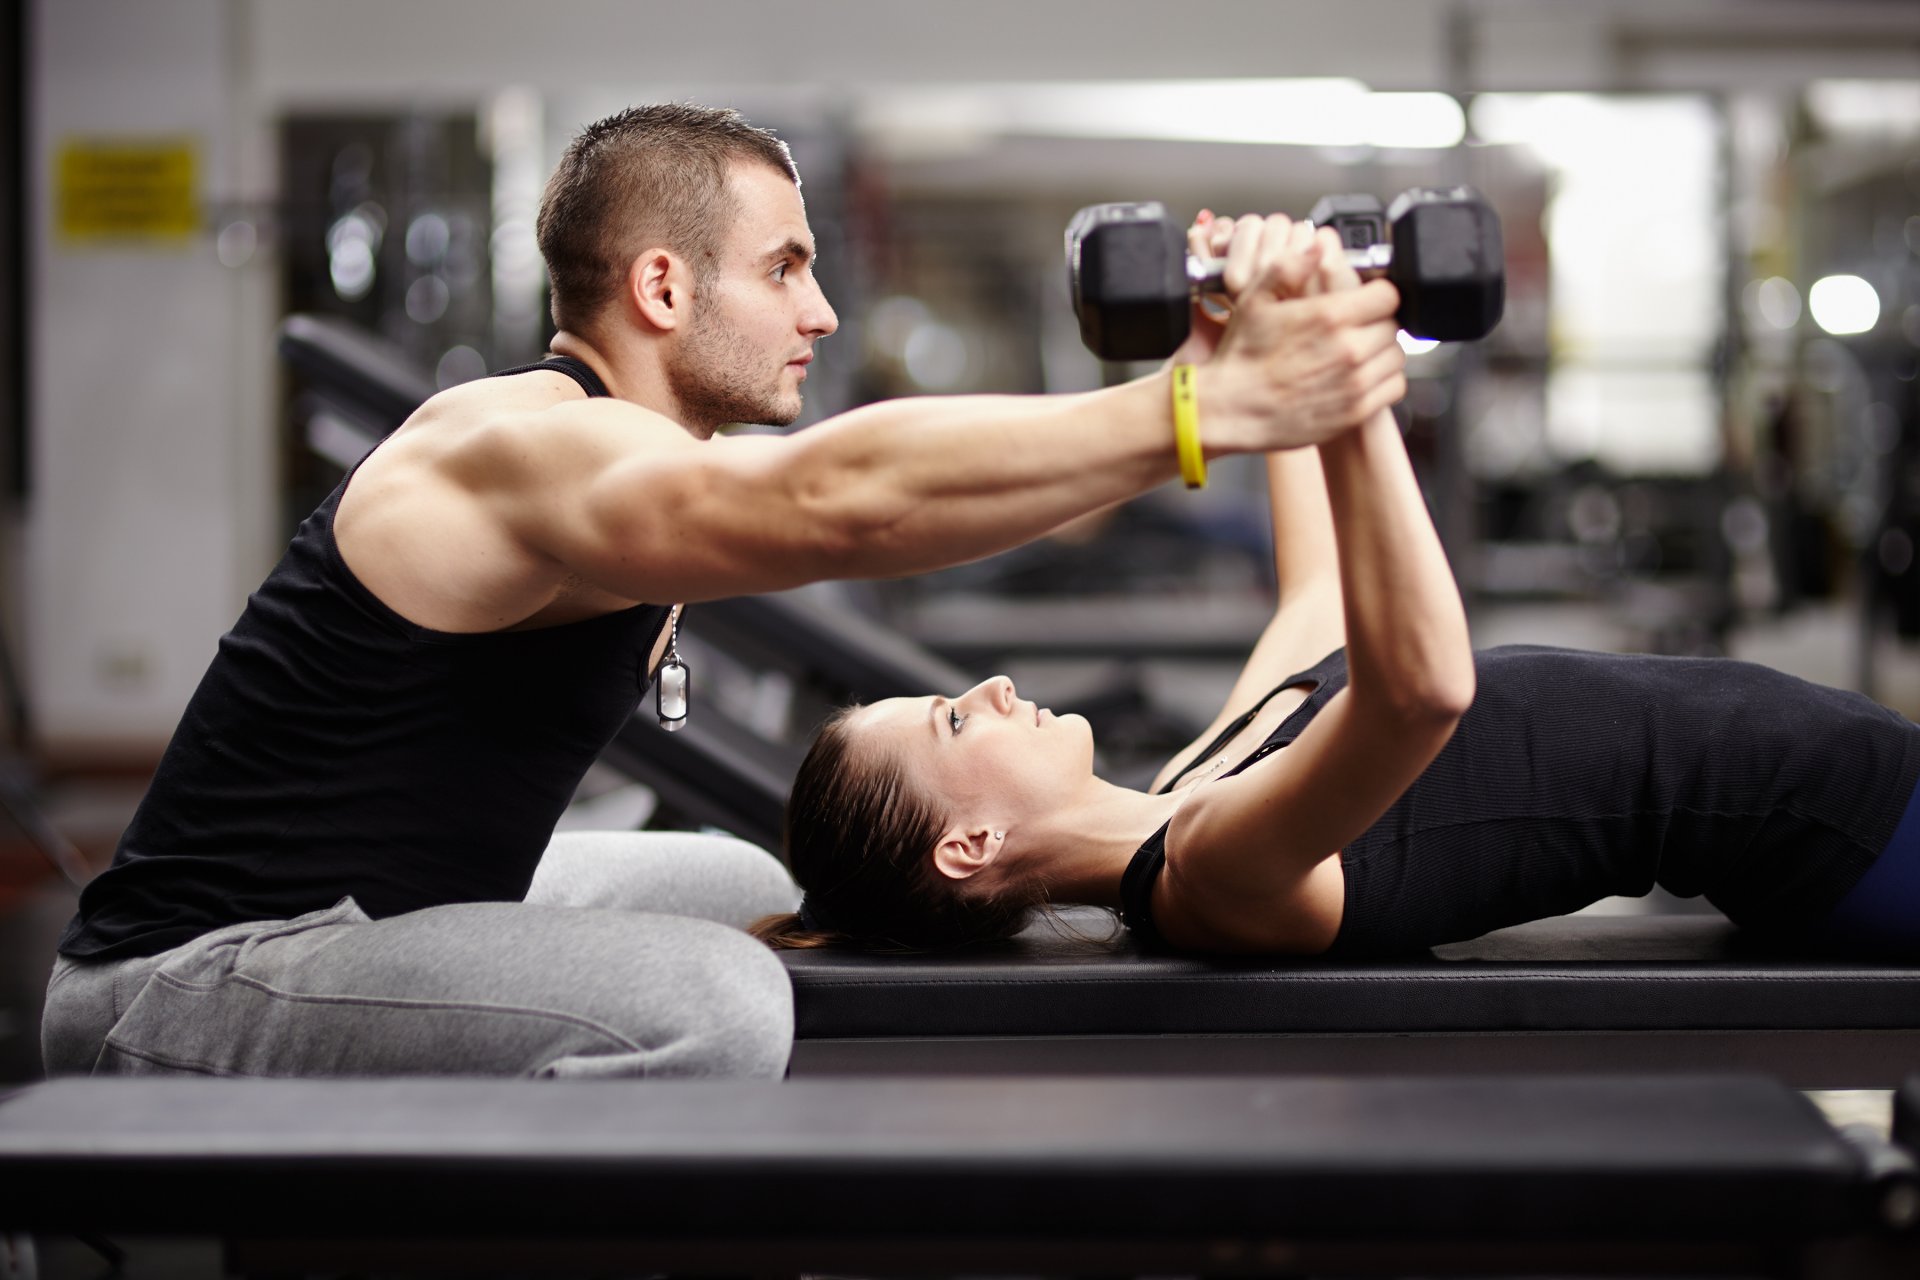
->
[656, 656, 689, 732]
[656, 604, 689, 732]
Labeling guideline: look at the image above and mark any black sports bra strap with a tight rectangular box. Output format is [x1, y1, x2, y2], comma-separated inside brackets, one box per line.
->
[1127, 649, 1345, 945]
[491, 354, 610, 399]
[1154, 657, 1334, 795]
[1120, 821, 1173, 948]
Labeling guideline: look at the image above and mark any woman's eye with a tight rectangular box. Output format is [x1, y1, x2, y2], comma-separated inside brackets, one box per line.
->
[948, 708, 966, 735]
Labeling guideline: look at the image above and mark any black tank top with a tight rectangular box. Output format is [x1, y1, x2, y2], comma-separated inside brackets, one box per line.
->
[1121, 645, 1920, 956]
[60, 355, 665, 959]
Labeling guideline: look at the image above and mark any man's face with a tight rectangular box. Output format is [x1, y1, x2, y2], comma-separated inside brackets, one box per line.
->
[666, 161, 838, 431]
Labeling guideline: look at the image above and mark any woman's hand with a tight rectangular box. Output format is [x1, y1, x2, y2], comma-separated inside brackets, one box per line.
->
[1163, 210, 1233, 367]
[1195, 213, 1406, 451]
[1166, 212, 1328, 367]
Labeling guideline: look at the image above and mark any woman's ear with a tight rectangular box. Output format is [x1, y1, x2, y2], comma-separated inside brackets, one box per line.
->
[932, 825, 1004, 883]
[626, 248, 691, 332]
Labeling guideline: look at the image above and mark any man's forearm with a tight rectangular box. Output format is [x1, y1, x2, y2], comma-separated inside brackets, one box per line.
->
[775, 372, 1190, 579]
[746, 221, 1409, 586]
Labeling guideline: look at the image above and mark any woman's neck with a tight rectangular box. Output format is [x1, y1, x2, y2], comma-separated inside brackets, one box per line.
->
[1021, 781, 1187, 909]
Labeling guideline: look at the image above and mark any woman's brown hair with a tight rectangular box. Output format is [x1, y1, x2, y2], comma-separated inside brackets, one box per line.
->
[751, 706, 1046, 952]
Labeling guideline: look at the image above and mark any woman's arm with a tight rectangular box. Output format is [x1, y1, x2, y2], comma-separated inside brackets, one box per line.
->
[1148, 219, 1354, 794]
[1217, 448, 1349, 715]
[1161, 237, 1474, 951]
[1147, 447, 1346, 793]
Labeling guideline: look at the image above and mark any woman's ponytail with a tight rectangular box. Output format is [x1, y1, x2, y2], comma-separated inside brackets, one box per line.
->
[747, 911, 843, 950]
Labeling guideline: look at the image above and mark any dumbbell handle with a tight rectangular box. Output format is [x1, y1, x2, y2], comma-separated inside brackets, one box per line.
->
[1187, 241, 1395, 294]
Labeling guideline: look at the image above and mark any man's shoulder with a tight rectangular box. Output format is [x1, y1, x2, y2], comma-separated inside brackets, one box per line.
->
[396, 382, 693, 489]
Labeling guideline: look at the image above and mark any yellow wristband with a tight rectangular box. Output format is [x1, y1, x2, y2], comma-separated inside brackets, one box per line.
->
[1172, 364, 1206, 490]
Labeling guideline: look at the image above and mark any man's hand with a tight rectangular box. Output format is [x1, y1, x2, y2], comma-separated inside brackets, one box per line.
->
[1194, 214, 1407, 453]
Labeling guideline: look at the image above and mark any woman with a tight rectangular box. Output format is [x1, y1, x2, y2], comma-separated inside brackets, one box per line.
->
[754, 217, 1920, 961]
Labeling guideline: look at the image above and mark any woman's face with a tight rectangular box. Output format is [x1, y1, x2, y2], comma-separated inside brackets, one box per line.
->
[851, 676, 1095, 825]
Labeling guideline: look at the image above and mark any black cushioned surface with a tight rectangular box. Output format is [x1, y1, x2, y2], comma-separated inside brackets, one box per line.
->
[0, 1075, 1872, 1241]
[782, 913, 1920, 1038]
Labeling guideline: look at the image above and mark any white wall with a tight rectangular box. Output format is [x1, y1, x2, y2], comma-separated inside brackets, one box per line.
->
[248, 0, 1455, 104]
[28, 0, 276, 752]
[245, 0, 1920, 105]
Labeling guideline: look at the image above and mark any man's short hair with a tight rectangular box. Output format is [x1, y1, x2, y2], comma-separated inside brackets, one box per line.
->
[537, 104, 799, 335]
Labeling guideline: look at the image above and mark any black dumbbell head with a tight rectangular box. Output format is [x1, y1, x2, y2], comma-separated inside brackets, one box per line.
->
[1066, 202, 1191, 362]
[1307, 193, 1388, 251]
[1385, 187, 1505, 341]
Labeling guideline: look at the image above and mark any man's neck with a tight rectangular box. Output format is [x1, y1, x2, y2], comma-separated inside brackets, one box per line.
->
[546, 330, 624, 397]
[548, 330, 717, 439]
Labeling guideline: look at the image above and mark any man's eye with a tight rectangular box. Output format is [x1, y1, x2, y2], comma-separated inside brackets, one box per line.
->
[772, 262, 789, 281]
[948, 708, 966, 735]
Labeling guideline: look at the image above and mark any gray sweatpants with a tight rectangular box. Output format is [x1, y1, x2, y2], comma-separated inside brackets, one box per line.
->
[40, 831, 801, 1080]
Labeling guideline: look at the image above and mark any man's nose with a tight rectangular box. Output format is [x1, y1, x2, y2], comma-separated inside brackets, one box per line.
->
[803, 279, 838, 338]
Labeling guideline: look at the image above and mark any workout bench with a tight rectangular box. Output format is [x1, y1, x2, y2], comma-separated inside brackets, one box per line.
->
[2, 1074, 1916, 1277]
[782, 912, 1920, 1087]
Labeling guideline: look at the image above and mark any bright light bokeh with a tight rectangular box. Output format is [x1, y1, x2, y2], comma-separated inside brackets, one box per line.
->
[1808, 275, 1881, 336]
[1805, 80, 1920, 139]
[858, 80, 1465, 151]
[1471, 94, 1724, 473]
[1473, 94, 1723, 361]
[1357, 94, 1468, 149]
[1546, 368, 1722, 474]
[1745, 276, 1802, 331]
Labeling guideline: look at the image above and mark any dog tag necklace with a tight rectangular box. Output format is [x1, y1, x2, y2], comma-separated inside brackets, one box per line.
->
[656, 604, 690, 732]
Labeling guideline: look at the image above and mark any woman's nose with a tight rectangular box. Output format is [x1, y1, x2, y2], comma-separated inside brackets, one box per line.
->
[966, 676, 1015, 714]
[989, 675, 1015, 713]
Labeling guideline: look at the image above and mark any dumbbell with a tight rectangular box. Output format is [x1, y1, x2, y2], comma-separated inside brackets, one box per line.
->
[1066, 187, 1505, 361]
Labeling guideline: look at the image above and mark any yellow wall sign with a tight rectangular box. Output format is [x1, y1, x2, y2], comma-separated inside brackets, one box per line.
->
[57, 139, 200, 243]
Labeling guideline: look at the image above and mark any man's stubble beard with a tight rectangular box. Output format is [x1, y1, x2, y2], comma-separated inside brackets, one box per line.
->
[666, 292, 802, 434]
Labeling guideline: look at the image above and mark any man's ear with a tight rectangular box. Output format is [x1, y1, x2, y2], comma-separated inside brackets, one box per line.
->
[627, 249, 691, 333]
[931, 825, 1003, 883]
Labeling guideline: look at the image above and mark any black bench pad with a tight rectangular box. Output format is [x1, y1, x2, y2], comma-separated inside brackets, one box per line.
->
[782, 913, 1920, 1039]
[0, 1075, 1877, 1242]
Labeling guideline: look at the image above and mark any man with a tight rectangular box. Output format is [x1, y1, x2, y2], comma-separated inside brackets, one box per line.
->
[43, 105, 1406, 1079]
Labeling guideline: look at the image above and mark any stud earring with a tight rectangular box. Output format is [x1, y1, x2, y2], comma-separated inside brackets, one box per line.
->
[993, 831, 1005, 841]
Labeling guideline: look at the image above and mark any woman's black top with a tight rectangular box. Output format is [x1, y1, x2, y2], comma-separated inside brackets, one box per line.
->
[1120, 645, 1920, 956]
[59, 355, 666, 960]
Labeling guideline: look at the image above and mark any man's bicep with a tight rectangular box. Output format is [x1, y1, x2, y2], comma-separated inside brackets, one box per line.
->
[507, 432, 839, 604]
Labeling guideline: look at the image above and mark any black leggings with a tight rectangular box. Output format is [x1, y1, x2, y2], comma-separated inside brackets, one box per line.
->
[1822, 772, 1920, 959]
